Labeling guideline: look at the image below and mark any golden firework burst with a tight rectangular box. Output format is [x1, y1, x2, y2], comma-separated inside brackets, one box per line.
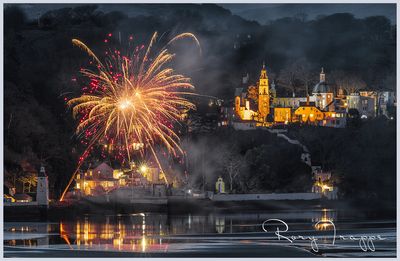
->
[60, 32, 200, 201]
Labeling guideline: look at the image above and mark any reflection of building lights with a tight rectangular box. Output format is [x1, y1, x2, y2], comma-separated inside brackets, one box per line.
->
[215, 217, 225, 234]
[315, 209, 334, 231]
[57, 216, 170, 252]
[84, 219, 89, 245]
[315, 221, 333, 231]
[141, 236, 147, 252]
[113, 238, 122, 250]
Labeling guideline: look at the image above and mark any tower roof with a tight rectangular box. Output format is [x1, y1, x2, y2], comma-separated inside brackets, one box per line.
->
[319, 67, 326, 83]
[38, 165, 47, 177]
[312, 82, 331, 94]
[313, 67, 330, 93]
[260, 62, 267, 79]
[270, 80, 276, 91]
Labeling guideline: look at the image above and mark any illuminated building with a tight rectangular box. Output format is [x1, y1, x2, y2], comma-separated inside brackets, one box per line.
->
[294, 101, 325, 123]
[257, 62, 270, 122]
[274, 107, 291, 124]
[234, 88, 256, 121]
[312, 68, 334, 110]
[273, 96, 311, 108]
[234, 62, 271, 124]
[234, 64, 347, 128]
[75, 162, 118, 195]
[311, 167, 337, 200]
[347, 91, 378, 119]
[232, 63, 396, 129]
[377, 91, 396, 118]
[74, 162, 161, 196]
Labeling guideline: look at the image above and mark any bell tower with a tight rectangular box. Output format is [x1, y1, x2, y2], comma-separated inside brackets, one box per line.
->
[258, 62, 270, 122]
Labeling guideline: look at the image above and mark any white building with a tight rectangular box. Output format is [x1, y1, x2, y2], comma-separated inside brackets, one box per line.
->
[37, 165, 49, 206]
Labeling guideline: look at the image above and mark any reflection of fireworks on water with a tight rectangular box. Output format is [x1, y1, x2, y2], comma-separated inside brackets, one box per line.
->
[60, 32, 200, 201]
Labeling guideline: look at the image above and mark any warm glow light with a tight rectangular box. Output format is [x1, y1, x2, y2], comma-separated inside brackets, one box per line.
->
[140, 165, 148, 173]
[322, 185, 331, 191]
[118, 99, 133, 110]
[141, 235, 147, 252]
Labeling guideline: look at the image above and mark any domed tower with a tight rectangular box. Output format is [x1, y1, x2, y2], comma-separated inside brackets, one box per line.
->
[312, 67, 333, 110]
[258, 62, 270, 122]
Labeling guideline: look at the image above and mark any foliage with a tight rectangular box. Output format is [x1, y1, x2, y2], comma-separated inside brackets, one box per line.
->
[289, 118, 396, 206]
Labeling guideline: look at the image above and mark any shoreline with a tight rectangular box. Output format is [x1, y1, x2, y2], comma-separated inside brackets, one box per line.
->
[4, 198, 395, 222]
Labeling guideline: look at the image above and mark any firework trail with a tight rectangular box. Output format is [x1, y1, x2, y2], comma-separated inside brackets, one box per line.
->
[60, 32, 200, 201]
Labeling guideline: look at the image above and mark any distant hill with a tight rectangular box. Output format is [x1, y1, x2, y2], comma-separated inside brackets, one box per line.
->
[16, 3, 396, 25]
[220, 4, 396, 25]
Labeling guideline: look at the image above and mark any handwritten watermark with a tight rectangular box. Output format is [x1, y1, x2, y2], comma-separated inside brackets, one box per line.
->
[262, 219, 386, 253]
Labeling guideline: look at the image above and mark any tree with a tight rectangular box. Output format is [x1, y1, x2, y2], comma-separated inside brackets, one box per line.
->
[330, 70, 366, 94]
[4, 5, 26, 33]
[278, 58, 312, 96]
[347, 108, 361, 128]
[246, 85, 258, 102]
[18, 174, 37, 193]
[294, 58, 315, 95]
[221, 149, 244, 192]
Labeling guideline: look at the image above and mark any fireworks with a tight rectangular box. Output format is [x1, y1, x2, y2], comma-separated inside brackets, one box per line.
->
[60, 32, 200, 201]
